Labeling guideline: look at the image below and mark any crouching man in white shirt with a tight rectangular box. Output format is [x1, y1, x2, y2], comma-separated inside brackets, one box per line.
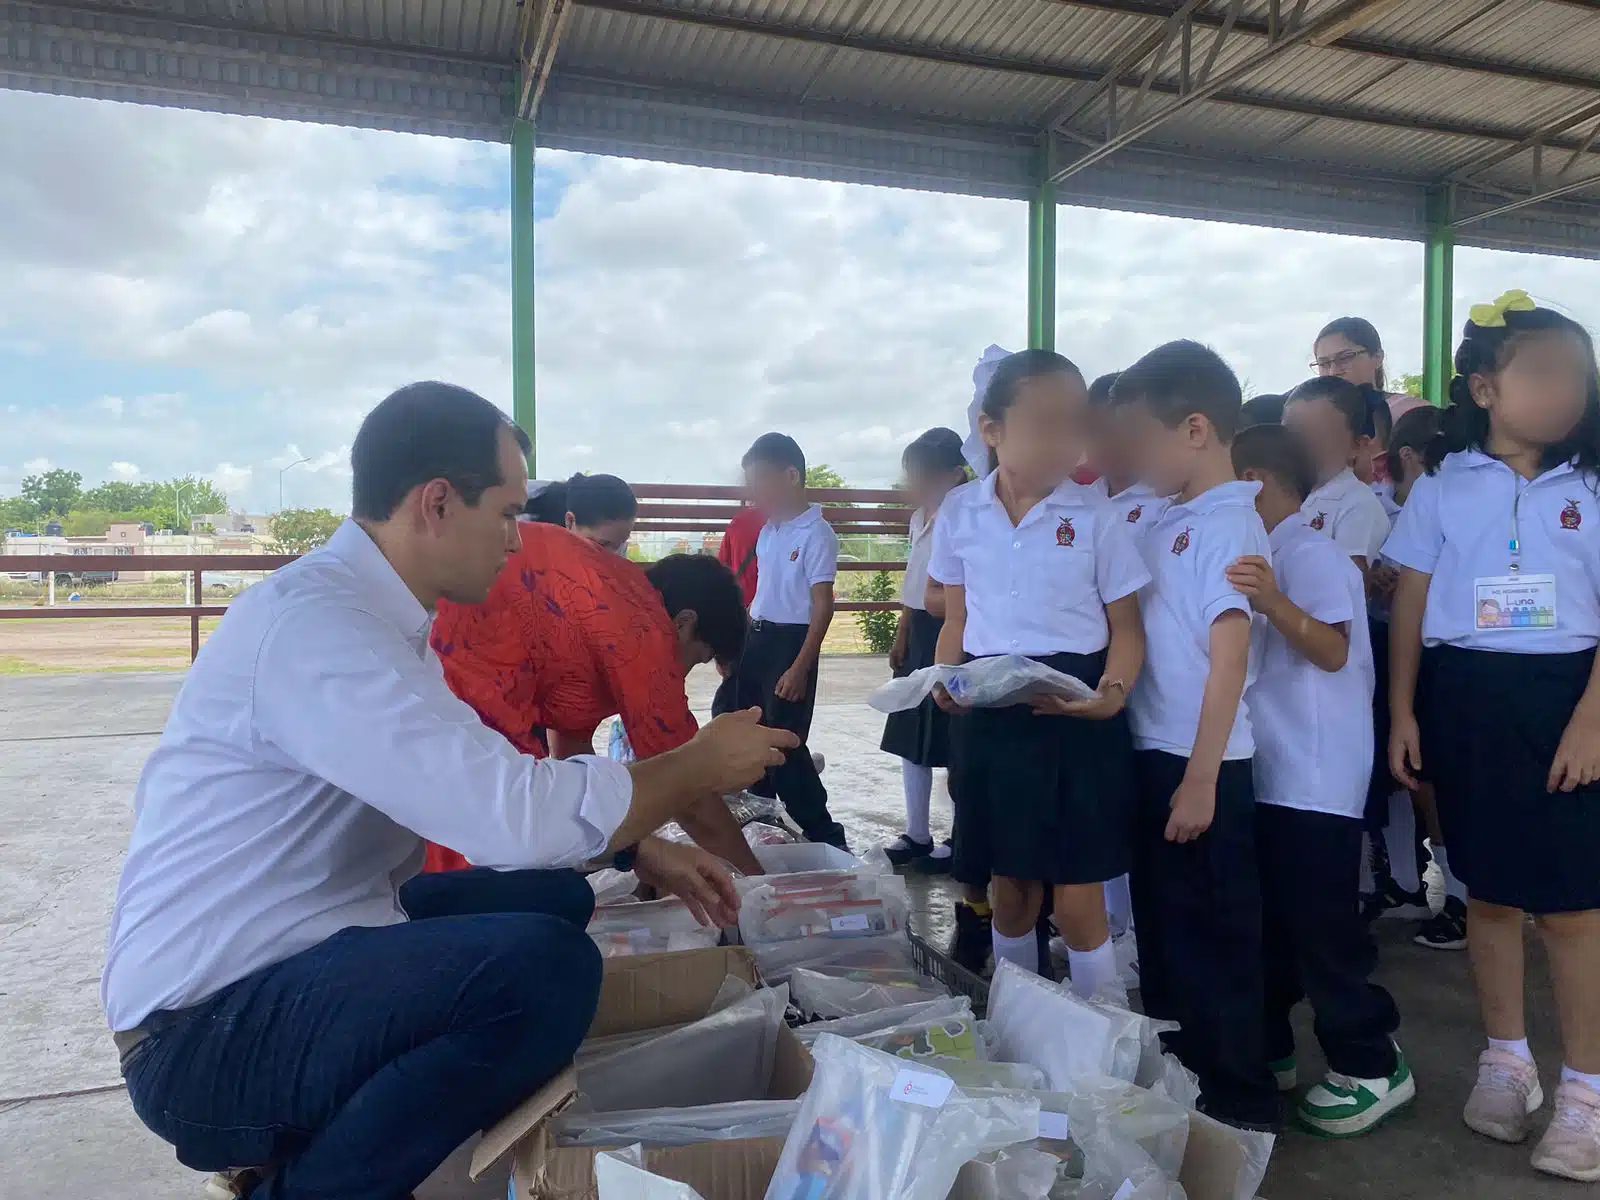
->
[101, 383, 798, 1200]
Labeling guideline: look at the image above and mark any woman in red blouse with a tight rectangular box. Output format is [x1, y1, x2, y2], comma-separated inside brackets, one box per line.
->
[429, 522, 759, 873]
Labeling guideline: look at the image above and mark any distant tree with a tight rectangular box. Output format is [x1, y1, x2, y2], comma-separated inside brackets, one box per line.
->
[805, 464, 848, 491]
[0, 495, 41, 532]
[267, 508, 342, 555]
[856, 570, 901, 655]
[20, 469, 83, 517]
[1397, 372, 1425, 398]
[81, 480, 163, 512]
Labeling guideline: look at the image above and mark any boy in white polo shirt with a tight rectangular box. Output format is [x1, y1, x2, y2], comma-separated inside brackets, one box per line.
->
[1111, 340, 1278, 1131]
[1229, 422, 1413, 1138]
[726, 433, 847, 848]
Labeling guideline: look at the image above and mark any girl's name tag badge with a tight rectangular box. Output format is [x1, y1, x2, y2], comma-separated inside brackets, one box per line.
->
[1475, 574, 1558, 632]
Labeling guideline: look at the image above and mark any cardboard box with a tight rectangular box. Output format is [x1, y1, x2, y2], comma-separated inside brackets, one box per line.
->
[472, 946, 812, 1200]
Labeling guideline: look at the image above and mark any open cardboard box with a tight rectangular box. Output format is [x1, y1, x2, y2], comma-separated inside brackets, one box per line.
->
[471, 946, 812, 1200]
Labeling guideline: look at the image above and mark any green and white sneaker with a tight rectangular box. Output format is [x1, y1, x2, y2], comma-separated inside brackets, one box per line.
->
[1297, 1047, 1416, 1137]
[1270, 1055, 1298, 1093]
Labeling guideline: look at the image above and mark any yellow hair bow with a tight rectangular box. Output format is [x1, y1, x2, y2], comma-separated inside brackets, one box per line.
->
[1468, 289, 1536, 328]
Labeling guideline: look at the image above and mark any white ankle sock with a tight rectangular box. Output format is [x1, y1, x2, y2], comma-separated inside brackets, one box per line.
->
[1067, 937, 1117, 1001]
[1432, 845, 1469, 904]
[901, 761, 933, 844]
[1489, 1037, 1535, 1065]
[1359, 832, 1376, 894]
[1561, 1066, 1600, 1094]
[1384, 793, 1421, 893]
[993, 928, 1039, 975]
[1104, 875, 1133, 937]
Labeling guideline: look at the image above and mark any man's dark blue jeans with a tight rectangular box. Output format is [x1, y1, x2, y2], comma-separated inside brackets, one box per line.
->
[122, 868, 599, 1200]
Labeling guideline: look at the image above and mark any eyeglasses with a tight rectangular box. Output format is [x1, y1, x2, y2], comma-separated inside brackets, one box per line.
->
[1311, 348, 1370, 372]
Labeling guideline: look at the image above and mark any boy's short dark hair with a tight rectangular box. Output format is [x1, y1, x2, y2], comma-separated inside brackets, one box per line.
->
[1110, 340, 1244, 441]
[1088, 372, 1122, 407]
[742, 433, 806, 479]
[351, 382, 531, 522]
[1239, 393, 1286, 429]
[645, 553, 748, 664]
[1389, 404, 1444, 461]
[1231, 423, 1318, 502]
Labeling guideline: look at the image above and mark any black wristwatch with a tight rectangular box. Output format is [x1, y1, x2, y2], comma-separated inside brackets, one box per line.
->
[611, 844, 639, 872]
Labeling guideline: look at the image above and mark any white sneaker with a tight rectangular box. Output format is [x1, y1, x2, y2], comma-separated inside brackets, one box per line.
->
[1463, 1047, 1544, 1143]
[1532, 1080, 1600, 1182]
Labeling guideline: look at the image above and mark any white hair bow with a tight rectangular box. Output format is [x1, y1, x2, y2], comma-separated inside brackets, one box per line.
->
[963, 345, 1014, 479]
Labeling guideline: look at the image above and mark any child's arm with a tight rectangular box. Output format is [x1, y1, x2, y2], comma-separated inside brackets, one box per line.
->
[1037, 594, 1144, 719]
[889, 607, 911, 672]
[775, 581, 834, 701]
[1167, 611, 1251, 843]
[1387, 567, 1429, 790]
[1226, 555, 1350, 672]
[547, 727, 598, 759]
[931, 584, 970, 714]
[1550, 635, 1600, 792]
[924, 580, 947, 619]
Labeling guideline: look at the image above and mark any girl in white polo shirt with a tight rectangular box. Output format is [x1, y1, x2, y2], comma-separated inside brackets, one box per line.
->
[1283, 376, 1393, 570]
[1228, 423, 1412, 1138]
[1386, 292, 1600, 1182]
[929, 349, 1149, 999]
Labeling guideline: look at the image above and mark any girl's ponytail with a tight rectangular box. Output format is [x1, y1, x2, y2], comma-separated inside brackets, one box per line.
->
[1424, 377, 1484, 471]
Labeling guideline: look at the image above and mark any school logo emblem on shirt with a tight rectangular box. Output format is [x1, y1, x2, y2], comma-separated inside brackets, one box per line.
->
[1055, 517, 1076, 547]
[1171, 527, 1192, 556]
[789, 548, 800, 561]
[1309, 511, 1327, 531]
[1561, 499, 1583, 530]
[1126, 504, 1143, 523]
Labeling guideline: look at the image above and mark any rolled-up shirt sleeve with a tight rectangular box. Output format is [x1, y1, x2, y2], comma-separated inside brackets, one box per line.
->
[252, 604, 632, 869]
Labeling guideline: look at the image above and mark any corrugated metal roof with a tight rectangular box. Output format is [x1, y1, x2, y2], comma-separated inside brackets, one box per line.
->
[4, 0, 1600, 255]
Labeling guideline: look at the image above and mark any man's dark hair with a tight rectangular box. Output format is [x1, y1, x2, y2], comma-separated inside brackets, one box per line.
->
[1238, 393, 1285, 429]
[1111, 340, 1244, 442]
[645, 553, 748, 664]
[351, 382, 530, 521]
[1232, 423, 1318, 502]
[742, 432, 806, 479]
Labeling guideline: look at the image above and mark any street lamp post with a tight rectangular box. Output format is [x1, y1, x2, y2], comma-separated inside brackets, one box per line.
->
[278, 457, 310, 512]
[172, 480, 194, 532]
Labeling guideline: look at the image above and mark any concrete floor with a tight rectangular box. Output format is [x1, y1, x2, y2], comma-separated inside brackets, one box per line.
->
[0, 663, 1582, 1199]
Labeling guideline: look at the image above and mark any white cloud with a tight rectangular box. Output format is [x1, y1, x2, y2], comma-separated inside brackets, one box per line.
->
[209, 463, 253, 497]
[569, 444, 596, 459]
[108, 461, 140, 480]
[22, 457, 52, 473]
[94, 396, 125, 417]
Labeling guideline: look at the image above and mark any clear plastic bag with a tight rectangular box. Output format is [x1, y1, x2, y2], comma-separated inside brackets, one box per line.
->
[763, 1033, 1039, 1200]
[587, 867, 642, 907]
[918, 1057, 1046, 1091]
[868, 655, 1099, 714]
[606, 719, 636, 765]
[791, 965, 949, 1019]
[753, 931, 919, 986]
[988, 962, 1150, 1087]
[556, 1098, 802, 1147]
[587, 896, 721, 958]
[752, 842, 867, 876]
[594, 1145, 705, 1199]
[745, 821, 802, 848]
[1066, 1078, 1190, 1180]
[576, 984, 788, 1113]
[1179, 1111, 1274, 1200]
[795, 996, 983, 1063]
[726, 791, 791, 828]
[739, 872, 909, 946]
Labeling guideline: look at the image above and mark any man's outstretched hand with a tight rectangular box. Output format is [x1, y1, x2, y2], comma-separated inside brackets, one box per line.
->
[635, 838, 740, 927]
[691, 708, 798, 793]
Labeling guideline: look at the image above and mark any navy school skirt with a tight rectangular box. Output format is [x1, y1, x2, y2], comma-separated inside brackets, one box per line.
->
[880, 608, 952, 768]
[1419, 644, 1600, 914]
[948, 650, 1135, 887]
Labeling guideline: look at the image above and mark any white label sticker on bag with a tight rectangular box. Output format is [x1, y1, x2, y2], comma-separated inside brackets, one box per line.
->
[890, 1068, 954, 1109]
[830, 914, 870, 932]
[1111, 1181, 1138, 1200]
[1037, 1111, 1070, 1141]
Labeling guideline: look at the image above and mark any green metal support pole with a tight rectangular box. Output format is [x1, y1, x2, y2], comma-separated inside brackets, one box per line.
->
[1027, 182, 1058, 352]
[511, 118, 537, 469]
[1422, 188, 1455, 408]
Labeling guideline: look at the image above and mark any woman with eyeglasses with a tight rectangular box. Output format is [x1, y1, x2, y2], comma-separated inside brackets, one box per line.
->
[1313, 317, 1429, 425]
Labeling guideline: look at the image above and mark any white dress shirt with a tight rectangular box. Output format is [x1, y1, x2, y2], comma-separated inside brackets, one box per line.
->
[750, 505, 839, 625]
[1097, 480, 1172, 531]
[901, 507, 936, 610]
[1382, 451, 1600, 653]
[1301, 469, 1391, 562]
[1128, 480, 1271, 761]
[927, 474, 1149, 658]
[102, 522, 633, 1032]
[1250, 516, 1375, 818]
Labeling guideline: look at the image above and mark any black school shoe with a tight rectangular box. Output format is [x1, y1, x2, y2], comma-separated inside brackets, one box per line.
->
[913, 837, 954, 876]
[1035, 908, 1057, 983]
[1414, 895, 1468, 950]
[950, 901, 993, 974]
[1363, 877, 1433, 923]
[884, 835, 935, 867]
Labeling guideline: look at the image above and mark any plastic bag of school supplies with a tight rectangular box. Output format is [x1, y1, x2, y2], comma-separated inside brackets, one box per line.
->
[868, 655, 1099, 714]
[586, 896, 721, 958]
[555, 1098, 803, 1147]
[594, 1146, 705, 1200]
[576, 985, 788, 1113]
[753, 932, 919, 987]
[1066, 1079, 1190, 1181]
[795, 996, 983, 1063]
[988, 962, 1165, 1087]
[739, 872, 909, 947]
[790, 965, 948, 1019]
[763, 1033, 1039, 1200]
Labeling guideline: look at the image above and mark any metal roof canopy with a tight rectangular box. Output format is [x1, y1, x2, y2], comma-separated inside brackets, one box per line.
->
[5, 0, 1600, 256]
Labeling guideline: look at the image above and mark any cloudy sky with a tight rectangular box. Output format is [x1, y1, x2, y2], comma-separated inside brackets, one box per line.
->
[2, 88, 1598, 515]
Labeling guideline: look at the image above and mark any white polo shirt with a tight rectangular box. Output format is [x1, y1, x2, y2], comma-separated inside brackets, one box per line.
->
[1382, 451, 1600, 653]
[1128, 480, 1271, 761]
[928, 474, 1149, 658]
[1302, 469, 1391, 563]
[1094, 479, 1173, 531]
[749, 504, 839, 625]
[901, 506, 936, 610]
[1250, 515, 1375, 818]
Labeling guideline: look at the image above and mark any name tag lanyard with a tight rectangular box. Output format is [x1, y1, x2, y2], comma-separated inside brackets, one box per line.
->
[1509, 483, 1526, 573]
